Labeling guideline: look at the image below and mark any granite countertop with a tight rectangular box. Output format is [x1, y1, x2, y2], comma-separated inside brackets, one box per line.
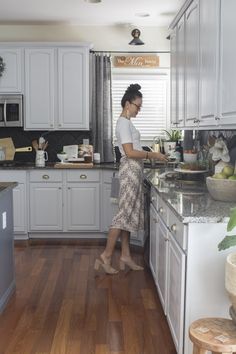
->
[145, 169, 235, 224]
[0, 182, 18, 197]
[0, 162, 119, 170]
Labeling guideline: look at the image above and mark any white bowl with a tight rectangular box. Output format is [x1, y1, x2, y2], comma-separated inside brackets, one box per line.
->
[183, 153, 197, 163]
[57, 153, 68, 163]
[206, 176, 236, 202]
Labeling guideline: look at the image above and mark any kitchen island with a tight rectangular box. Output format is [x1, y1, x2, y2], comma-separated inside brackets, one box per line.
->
[0, 182, 17, 313]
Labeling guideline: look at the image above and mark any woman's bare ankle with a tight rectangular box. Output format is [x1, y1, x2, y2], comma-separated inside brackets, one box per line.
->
[100, 252, 111, 264]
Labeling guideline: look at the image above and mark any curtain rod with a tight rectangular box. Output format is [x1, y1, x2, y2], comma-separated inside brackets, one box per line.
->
[90, 50, 169, 54]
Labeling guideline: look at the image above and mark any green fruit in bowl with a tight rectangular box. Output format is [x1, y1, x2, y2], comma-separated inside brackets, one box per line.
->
[222, 165, 234, 177]
[228, 175, 236, 180]
[213, 173, 227, 179]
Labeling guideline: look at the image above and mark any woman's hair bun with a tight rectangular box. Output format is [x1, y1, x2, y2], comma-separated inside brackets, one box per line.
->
[126, 83, 141, 93]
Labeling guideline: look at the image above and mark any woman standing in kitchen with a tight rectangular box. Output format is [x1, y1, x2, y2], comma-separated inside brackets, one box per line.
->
[95, 83, 168, 274]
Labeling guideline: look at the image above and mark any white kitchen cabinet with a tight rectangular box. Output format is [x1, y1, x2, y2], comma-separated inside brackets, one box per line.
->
[65, 170, 100, 231]
[218, 0, 236, 126]
[198, 0, 219, 126]
[24, 48, 55, 130]
[185, 0, 199, 127]
[24, 44, 90, 131]
[0, 171, 27, 238]
[0, 47, 23, 93]
[29, 170, 63, 231]
[58, 48, 89, 130]
[176, 16, 185, 127]
[149, 204, 158, 282]
[166, 232, 186, 354]
[170, 29, 178, 126]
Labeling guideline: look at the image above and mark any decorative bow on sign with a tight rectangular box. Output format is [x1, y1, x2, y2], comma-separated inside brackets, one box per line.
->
[0, 56, 6, 77]
[209, 137, 230, 162]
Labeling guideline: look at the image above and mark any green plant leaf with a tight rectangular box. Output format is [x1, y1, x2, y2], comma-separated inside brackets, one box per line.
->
[227, 207, 236, 232]
[218, 235, 236, 251]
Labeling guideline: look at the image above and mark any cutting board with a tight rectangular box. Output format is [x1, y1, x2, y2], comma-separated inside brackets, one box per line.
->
[0, 137, 32, 160]
[54, 162, 93, 169]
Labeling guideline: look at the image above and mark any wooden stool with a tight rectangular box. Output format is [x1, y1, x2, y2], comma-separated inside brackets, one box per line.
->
[189, 318, 236, 354]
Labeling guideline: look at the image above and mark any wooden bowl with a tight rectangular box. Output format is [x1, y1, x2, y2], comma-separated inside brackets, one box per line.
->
[206, 177, 236, 202]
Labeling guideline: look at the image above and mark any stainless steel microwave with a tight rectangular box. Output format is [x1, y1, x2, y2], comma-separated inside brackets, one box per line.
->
[0, 94, 23, 127]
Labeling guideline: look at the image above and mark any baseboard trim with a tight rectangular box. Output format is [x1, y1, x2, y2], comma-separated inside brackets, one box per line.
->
[0, 280, 16, 314]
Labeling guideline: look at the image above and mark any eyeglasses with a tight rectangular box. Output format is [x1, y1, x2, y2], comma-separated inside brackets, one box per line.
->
[131, 102, 142, 110]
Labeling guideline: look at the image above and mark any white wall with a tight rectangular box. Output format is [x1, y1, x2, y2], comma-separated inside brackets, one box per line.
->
[0, 25, 169, 50]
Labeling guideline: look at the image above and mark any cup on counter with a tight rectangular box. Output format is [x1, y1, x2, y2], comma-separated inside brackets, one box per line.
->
[93, 153, 101, 164]
[84, 154, 93, 163]
[35, 150, 48, 167]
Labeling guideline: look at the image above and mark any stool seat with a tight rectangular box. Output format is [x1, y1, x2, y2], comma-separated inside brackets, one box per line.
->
[189, 318, 236, 354]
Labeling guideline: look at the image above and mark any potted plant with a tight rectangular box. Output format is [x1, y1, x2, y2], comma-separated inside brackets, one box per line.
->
[163, 129, 182, 155]
[218, 207, 236, 323]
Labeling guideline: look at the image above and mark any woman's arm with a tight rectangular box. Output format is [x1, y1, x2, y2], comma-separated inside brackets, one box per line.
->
[122, 143, 168, 162]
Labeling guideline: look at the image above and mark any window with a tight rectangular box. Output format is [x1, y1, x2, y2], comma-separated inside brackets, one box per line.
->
[112, 69, 170, 143]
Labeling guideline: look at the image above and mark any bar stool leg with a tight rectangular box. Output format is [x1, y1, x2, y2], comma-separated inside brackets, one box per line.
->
[193, 344, 208, 354]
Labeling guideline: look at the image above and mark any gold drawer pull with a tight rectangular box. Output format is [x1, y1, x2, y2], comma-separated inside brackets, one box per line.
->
[42, 174, 49, 180]
[159, 207, 163, 214]
[80, 174, 87, 180]
[151, 196, 156, 201]
[171, 224, 177, 232]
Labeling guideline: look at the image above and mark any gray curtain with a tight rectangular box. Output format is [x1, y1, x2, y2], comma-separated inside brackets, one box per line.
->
[90, 53, 113, 163]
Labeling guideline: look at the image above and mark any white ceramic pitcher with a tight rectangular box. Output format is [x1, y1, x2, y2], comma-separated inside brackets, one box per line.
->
[35, 150, 48, 167]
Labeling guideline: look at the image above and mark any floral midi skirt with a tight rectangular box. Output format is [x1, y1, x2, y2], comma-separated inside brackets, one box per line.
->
[111, 156, 144, 232]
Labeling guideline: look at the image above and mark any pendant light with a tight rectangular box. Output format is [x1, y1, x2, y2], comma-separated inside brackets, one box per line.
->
[129, 28, 144, 45]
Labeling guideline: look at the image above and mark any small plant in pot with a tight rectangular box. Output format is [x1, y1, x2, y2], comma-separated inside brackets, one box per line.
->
[163, 129, 182, 156]
[218, 207, 236, 323]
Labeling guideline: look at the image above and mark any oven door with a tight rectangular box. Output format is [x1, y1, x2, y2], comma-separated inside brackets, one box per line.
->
[0, 95, 23, 127]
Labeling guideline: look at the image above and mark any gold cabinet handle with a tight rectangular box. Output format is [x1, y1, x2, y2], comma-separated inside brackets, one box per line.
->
[80, 174, 87, 179]
[159, 207, 163, 214]
[171, 224, 177, 232]
[151, 196, 156, 201]
[42, 174, 49, 180]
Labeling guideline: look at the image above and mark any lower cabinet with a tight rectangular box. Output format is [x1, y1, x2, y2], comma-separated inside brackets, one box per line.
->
[29, 170, 63, 231]
[0, 171, 28, 237]
[66, 170, 100, 231]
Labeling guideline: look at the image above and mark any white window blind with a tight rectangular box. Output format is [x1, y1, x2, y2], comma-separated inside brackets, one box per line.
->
[112, 72, 170, 142]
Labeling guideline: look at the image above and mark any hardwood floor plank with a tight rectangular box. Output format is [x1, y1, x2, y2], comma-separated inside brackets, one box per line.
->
[0, 243, 176, 354]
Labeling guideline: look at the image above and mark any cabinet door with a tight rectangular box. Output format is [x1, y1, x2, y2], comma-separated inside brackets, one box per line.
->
[156, 217, 169, 313]
[218, 0, 236, 127]
[166, 236, 186, 354]
[29, 183, 63, 231]
[0, 48, 22, 93]
[149, 204, 159, 282]
[58, 47, 89, 130]
[24, 48, 55, 130]
[170, 29, 178, 127]
[199, 0, 219, 126]
[177, 16, 185, 127]
[66, 182, 100, 231]
[185, 0, 199, 127]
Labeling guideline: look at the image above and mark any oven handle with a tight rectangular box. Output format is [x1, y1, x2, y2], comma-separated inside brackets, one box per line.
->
[3, 100, 7, 126]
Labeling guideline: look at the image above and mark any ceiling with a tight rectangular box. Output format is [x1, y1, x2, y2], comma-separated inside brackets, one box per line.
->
[0, 0, 184, 27]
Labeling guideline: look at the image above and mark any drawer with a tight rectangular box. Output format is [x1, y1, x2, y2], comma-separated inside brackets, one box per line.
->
[66, 170, 100, 182]
[158, 197, 168, 225]
[0, 170, 27, 183]
[168, 208, 186, 250]
[103, 170, 118, 184]
[29, 170, 63, 182]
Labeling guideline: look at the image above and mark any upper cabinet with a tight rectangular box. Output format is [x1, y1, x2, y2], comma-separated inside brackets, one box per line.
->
[170, 0, 236, 129]
[0, 47, 23, 93]
[24, 44, 90, 131]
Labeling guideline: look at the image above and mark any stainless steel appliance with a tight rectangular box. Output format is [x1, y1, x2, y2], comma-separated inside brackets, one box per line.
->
[0, 94, 23, 127]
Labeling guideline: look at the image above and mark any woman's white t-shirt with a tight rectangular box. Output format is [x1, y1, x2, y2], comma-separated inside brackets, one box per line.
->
[116, 116, 142, 156]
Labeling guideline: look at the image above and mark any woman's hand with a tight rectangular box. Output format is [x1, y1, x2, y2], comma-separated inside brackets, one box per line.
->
[153, 152, 169, 162]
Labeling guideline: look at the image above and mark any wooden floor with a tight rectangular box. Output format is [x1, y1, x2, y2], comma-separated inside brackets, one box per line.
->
[0, 242, 177, 354]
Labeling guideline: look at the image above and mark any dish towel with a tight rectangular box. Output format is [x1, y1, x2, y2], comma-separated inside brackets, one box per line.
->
[110, 173, 120, 204]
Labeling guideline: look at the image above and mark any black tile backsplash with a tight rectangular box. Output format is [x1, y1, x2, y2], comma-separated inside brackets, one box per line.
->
[0, 128, 91, 162]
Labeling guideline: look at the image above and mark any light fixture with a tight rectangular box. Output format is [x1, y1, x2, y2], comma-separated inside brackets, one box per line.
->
[84, 0, 101, 3]
[129, 28, 144, 45]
